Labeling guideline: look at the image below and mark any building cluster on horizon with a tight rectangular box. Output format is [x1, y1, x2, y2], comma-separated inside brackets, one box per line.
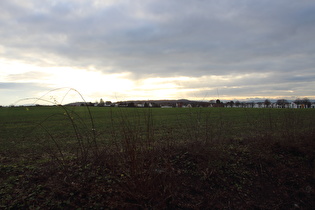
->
[88, 98, 315, 109]
[4, 98, 315, 109]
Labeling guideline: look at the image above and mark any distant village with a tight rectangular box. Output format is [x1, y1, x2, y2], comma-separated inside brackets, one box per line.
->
[68, 98, 315, 109]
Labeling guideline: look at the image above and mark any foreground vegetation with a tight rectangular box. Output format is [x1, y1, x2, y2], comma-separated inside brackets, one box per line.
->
[1, 106, 314, 209]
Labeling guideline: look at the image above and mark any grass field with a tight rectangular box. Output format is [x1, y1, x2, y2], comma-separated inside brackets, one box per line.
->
[1, 106, 315, 208]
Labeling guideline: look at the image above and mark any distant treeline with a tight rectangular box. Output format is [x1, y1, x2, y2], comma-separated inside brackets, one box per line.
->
[5, 98, 314, 108]
[77, 98, 315, 108]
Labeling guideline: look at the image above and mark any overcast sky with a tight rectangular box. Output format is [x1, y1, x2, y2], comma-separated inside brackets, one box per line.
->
[1, 0, 315, 105]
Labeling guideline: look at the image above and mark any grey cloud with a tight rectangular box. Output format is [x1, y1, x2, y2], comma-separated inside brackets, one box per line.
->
[0, 82, 26, 89]
[0, 0, 314, 100]
[0, 82, 49, 91]
[6, 71, 51, 81]
[0, 82, 52, 105]
[3, 1, 314, 70]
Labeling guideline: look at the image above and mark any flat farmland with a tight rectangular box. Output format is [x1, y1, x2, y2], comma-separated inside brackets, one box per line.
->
[1, 106, 314, 208]
[1, 106, 314, 147]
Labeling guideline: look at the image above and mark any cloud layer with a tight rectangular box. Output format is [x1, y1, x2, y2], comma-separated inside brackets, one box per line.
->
[1, 0, 314, 105]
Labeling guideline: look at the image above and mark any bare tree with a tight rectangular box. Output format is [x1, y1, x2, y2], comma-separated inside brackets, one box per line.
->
[257, 102, 263, 108]
[264, 99, 271, 108]
[294, 98, 302, 108]
[235, 100, 240, 107]
[98, 98, 105, 107]
[276, 99, 289, 108]
[302, 97, 311, 108]
[226, 101, 234, 107]
[248, 101, 255, 108]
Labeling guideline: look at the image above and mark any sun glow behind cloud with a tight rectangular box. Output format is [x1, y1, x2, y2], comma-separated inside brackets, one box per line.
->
[1, 59, 199, 104]
[1, 57, 312, 105]
[1, 61, 136, 104]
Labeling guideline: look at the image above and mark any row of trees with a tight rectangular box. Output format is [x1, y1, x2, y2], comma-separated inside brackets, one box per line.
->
[292, 98, 312, 108]
[222, 100, 267, 108]
[94, 98, 312, 108]
[222, 98, 312, 108]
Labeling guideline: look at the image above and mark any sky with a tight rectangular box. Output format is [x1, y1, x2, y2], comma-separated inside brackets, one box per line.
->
[1, 0, 315, 106]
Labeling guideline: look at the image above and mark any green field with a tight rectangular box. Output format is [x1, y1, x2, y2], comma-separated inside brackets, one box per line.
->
[1, 106, 315, 208]
[2, 106, 314, 148]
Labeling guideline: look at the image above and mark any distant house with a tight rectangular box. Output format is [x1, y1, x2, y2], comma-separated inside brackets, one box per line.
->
[176, 102, 183, 108]
[186, 104, 192, 108]
[137, 103, 145, 107]
[161, 105, 173, 108]
[116, 102, 127, 107]
[212, 99, 224, 107]
[289, 102, 298, 108]
[105, 101, 112, 107]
